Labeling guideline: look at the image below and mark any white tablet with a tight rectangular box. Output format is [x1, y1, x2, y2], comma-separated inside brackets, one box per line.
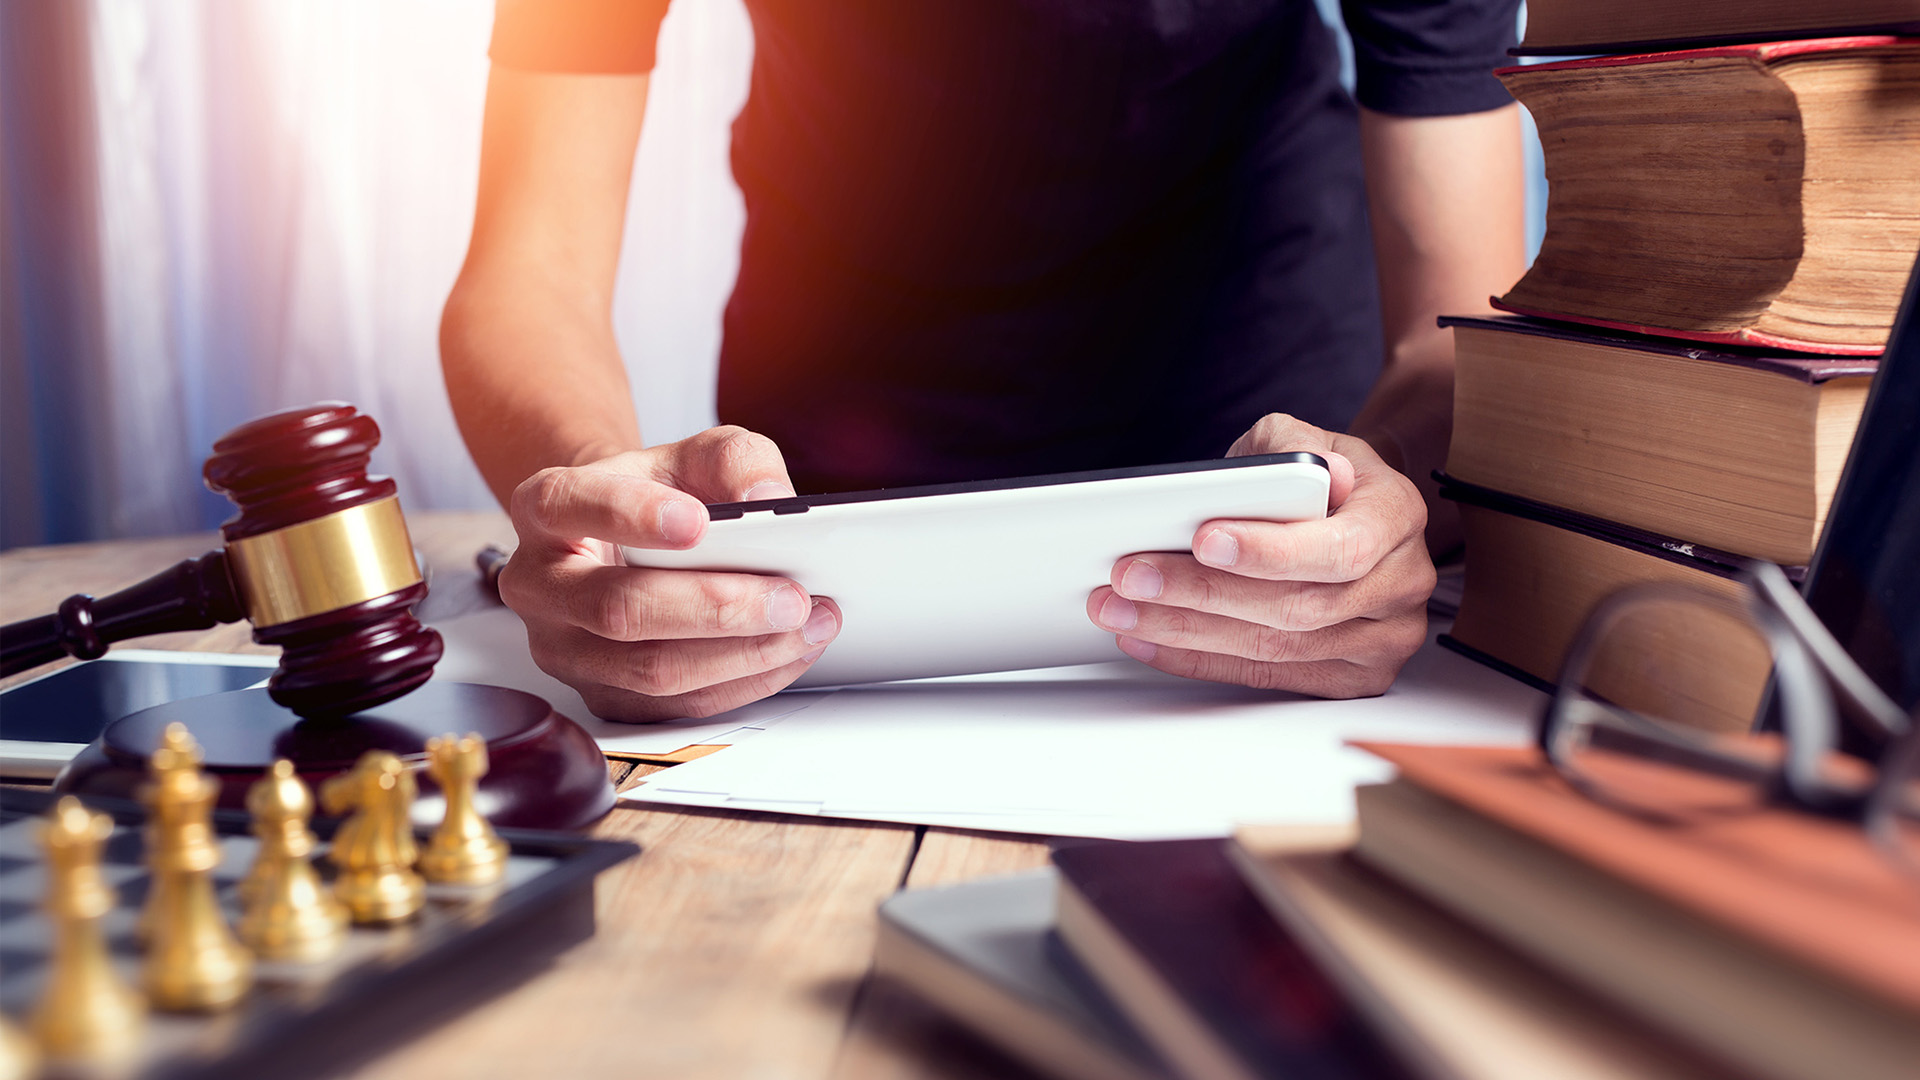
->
[621, 453, 1331, 688]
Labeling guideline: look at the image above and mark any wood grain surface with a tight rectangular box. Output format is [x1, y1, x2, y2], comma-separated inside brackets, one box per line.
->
[1, 511, 1067, 1080]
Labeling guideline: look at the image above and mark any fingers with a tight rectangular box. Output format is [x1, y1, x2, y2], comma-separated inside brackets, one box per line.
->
[581, 653, 822, 722]
[529, 598, 843, 721]
[659, 425, 797, 504]
[510, 425, 796, 555]
[1110, 641, 1404, 699]
[506, 559, 828, 642]
[1225, 413, 1357, 507]
[1102, 545, 1435, 631]
[534, 599, 839, 698]
[513, 463, 710, 552]
[1090, 586, 1428, 667]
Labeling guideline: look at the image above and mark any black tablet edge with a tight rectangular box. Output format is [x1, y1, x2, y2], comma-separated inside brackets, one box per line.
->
[704, 453, 1331, 520]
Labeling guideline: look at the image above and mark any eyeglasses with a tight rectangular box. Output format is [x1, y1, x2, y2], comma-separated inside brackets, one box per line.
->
[1539, 561, 1920, 870]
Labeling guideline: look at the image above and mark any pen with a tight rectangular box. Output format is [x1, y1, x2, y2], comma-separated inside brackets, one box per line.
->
[475, 544, 510, 600]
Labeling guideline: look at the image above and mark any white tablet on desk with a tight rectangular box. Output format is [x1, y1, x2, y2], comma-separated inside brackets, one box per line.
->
[622, 453, 1331, 688]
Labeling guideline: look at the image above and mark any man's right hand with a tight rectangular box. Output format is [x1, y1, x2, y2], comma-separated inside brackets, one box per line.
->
[497, 426, 841, 722]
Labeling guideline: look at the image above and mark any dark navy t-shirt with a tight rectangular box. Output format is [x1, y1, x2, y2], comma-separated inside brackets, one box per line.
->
[492, 0, 1519, 492]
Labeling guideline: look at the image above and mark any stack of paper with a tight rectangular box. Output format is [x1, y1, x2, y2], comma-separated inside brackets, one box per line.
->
[619, 635, 1544, 839]
[432, 605, 1545, 838]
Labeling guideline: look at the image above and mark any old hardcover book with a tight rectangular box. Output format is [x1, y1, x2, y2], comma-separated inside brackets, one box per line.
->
[1443, 315, 1873, 565]
[1440, 479, 1775, 733]
[873, 869, 1168, 1080]
[1494, 38, 1920, 354]
[1051, 839, 1417, 1080]
[1227, 834, 1733, 1080]
[1345, 742, 1920, 1080]
[1515, 0, 1920, 56]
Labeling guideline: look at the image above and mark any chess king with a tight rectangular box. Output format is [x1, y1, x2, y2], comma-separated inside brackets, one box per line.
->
[0, 403, 613, 829]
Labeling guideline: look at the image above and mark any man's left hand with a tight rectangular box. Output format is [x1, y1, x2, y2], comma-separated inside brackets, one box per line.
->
[1087, 413, 1435, 697]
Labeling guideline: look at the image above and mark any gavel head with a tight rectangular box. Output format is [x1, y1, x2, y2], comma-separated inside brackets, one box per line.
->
[203, 403, 443, 719]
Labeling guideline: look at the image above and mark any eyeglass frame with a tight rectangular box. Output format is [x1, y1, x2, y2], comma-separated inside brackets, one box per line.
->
[1538, 560, 1919, 858]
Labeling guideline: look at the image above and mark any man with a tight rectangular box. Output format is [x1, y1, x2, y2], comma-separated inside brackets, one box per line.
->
[442, 0, 1526, 721]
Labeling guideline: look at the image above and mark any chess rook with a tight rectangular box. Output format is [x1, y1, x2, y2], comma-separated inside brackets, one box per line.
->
[323, 751, 427, 924]
[0, 402, 443, 719]
[238, 760, 349, 962]
[420, 733, 510, 886]
[30, 797, 146, 1065]
[141, 724, 254, 1011]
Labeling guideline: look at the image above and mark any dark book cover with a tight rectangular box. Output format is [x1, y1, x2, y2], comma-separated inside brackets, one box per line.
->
[1434, 474, 1809, 581]
[1440, 314, 1881, 384]
[1051, 838, 1420, 1080]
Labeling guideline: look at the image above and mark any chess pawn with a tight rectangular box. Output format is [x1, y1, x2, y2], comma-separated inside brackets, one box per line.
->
[238, 760, 348, 962]
[322, 750, 425, 923]
[141, 723, 254, 1011]
[420, 733, 509, 886]
[29, 797, 145, 1066]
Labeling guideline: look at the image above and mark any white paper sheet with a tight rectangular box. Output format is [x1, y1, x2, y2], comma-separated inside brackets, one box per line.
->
[428, 606, 825, 754]
[618, 630, 1545, 839]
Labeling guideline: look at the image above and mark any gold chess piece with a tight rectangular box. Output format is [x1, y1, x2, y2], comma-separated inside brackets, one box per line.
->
[28, 797, 145, 1066]
[419, 733, 509, 886]
[141, 723, 253, 1011]
[322, 750, 425, 923]
[237, 759, 348, 962]
[0, 1013, 38, 1080]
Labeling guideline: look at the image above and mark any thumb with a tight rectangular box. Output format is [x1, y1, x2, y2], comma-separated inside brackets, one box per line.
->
[1227, 413, 1357, 510]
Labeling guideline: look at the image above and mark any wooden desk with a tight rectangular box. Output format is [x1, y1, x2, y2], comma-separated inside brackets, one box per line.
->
[1, 511, 1054, 1080]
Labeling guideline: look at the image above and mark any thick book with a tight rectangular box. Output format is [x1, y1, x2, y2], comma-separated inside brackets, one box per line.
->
[1051, 839, 1420, 1080]
[1346, 742, 1920, 1080]
[873, 869, 1169, 1080]
[1514, 0, 1920, 56]
[1440, 478, 1776, 733]
[1442, 315, 1873, 565]
[1493, 38, 1920, 354]
[1227, 834, 1733, 1080]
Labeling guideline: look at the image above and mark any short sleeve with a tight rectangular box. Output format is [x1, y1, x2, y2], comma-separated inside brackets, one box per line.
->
[489, 0, 675, 74]
[1338, 0, 1520, 116]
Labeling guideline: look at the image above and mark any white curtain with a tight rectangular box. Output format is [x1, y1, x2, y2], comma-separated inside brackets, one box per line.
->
[3, 0, 752, 545]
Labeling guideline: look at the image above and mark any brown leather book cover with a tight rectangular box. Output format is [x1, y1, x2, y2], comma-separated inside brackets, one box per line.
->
[1352, 742, 1920, 1014]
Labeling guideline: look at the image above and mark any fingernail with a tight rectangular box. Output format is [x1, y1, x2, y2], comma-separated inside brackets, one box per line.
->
[1098, 594, 1138, 631]
[801, 645, 828, 664]
[1196, 529, 1238, 567]
[802, 602, 839, 645]
[1117, 636, 1158, 663]
[743, 480, 794, 502]
[767, 585, 807, 630]
[660, 499, 703, 545]
[1118, 560, 1163, 600]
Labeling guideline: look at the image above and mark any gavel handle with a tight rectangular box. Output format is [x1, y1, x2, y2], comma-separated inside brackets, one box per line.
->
[0, 552, 246, 676]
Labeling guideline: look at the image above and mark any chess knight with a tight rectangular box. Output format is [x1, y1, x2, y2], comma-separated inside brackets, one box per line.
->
[322, 751, 426, 923]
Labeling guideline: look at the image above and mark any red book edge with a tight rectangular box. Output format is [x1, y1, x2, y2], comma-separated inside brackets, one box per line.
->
[1495, 35, 1918, 77]
[1489, 298, 1888, 358]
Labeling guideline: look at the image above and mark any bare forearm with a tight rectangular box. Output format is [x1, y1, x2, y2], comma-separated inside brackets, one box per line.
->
[441, 277, 641, 507]
[1350, 104, 1527, 550]
[440, 66, 654, 507]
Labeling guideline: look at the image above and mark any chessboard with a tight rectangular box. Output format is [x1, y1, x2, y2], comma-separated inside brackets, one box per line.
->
[0, 785, 638, 1080]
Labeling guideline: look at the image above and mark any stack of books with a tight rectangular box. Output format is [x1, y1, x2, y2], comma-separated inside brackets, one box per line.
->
[1259, 742, 1920, 1080]
[1437, 5, 1919, 731]
[872, 745, 1920, 1080]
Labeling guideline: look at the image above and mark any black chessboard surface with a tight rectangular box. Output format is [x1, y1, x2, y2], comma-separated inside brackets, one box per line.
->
[0, 787, 638, 1080]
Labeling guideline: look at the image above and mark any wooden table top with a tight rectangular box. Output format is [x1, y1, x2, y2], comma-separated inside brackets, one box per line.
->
[0, 510, 1055, 1080]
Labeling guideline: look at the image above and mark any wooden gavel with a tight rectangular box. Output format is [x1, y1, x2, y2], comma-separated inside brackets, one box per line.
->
[0, 403, 443, 719]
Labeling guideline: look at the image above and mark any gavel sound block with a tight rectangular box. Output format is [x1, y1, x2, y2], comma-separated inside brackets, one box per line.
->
[0, 404, 613, 831]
